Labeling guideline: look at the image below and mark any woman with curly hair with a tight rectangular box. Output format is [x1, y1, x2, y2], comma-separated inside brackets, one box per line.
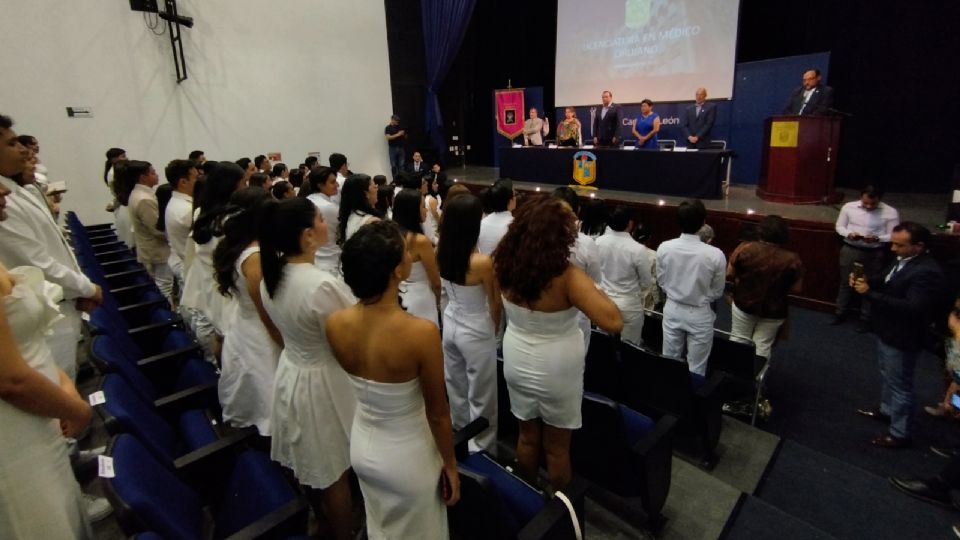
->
[493, 196, 623, 490]
[436, 193, 501, 452]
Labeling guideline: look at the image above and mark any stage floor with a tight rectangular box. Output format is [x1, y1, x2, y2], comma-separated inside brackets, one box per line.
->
[449, 165, 950, 228]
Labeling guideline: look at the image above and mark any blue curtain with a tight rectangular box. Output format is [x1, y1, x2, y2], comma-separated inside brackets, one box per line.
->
[421, 0, 476, 161]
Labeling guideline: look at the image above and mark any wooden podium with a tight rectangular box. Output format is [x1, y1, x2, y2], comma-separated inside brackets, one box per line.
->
[757, 115, 842, 204]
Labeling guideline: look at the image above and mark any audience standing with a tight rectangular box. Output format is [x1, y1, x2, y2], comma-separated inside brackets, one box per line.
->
[163, 159, 197, 296]
[303, 167, 342, 273]
[392, 188, 441, 327]
[477, 179, 516, 255]
[595, 206, 653, 347]
[552, 187, 603, 350]
[494, 196, 623, 490]
[656, 200, 726, 375]
[124, 160, 174, 302]
[437, 193, 502, 452]
[258, 197, 357, 540]
[339, 174, 381, 243]
[328, 220, 458, 539]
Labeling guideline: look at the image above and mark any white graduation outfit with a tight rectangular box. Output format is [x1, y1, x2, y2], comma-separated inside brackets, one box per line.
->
[307, 192, 341, 274]
[219, 246, 281, 435]
[423, 194, 441, 245]
[477, 211, 513, 256]
[441, 279, 498, 453]
[344, 211, 377, 243]
[349, 376, 448, 540]
[655, 233, 726, 375]
[262, 263, 357, 488]
[164, 190, 193, 282]
[596, 229, 654, 346]
[180, 211, 237, 335]
[0, 176, 96, 381]
[401, 260, 438, 328]
[569, 231, 602, 351]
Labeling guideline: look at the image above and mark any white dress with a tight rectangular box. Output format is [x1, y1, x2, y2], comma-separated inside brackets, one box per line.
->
[344, 211, 377, 242]
[502, 298, 585, 429]
[262, 263, 357, 488]
[219, 246, 282, 435]
[423, 195, 441, 244]
[0, 267, 91, 539]
[401, 260, 438, 328]
[349, 376, 447, 540]
[181, 228, 237, 334]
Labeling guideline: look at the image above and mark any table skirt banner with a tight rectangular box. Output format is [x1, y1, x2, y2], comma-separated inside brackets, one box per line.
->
[495, 88, 525, 139]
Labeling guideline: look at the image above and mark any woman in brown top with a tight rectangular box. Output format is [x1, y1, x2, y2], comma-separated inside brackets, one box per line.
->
[727, 215, 803, 359]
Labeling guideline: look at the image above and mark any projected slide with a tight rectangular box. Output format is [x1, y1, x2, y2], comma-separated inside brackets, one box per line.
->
[555, 0, 740, 105]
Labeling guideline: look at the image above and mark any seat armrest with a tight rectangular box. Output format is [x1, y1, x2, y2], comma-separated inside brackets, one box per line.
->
[694, 372, 725, 400]
[174, 426, 258, 481]
[137, 343, 204, 368]
[118, 298, 168, 314]
[454, 417, 489, 460]
[631, 413, 677, 457]
[518, 476, 589, 540]
[154, 383, 220, 418]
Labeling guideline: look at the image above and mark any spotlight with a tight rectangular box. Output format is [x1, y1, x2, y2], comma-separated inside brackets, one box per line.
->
[657, 199, 666, 206]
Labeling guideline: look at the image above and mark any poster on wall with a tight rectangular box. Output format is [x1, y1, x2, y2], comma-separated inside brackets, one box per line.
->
[268, 152, 282, 162]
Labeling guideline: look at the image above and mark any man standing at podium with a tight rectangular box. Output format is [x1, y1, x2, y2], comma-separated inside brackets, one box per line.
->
[783, 69, 834, 116]
[681, 87, 716, 149]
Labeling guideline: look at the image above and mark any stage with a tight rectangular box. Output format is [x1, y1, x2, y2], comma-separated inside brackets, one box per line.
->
[448, 165, 957, 311]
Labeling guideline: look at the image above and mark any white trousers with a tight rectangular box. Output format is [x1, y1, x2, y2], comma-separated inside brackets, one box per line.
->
[47, 302, 82, 381]
[442, 309, 498, 453]
[662, 299, 716, 376]
[730, 303, 783, 360]
[144, 261, 175, 305]
[609, 294, 645, 347]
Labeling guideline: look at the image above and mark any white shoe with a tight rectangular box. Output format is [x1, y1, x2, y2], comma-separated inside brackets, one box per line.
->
[83, 494, 113, 522]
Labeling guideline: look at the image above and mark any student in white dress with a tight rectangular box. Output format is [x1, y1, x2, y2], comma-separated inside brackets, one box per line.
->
[103, 148, 133, 249]
[212, 188, 282, 437]
[180, 162, 246, 361]
[552, 187, 603, 351]
[392, 189, 441, 327]
[477, 178, 515, 255]
[436, 193, 502, 452]
[258, 197, 357, 540]
[423, 168, 443, 244]
[328, 221, 459, 540]
[493, 197, 623, 490]
[301, 167, 342, 274]
[338, 174, 382, 243]
[595, 206, 654, 346]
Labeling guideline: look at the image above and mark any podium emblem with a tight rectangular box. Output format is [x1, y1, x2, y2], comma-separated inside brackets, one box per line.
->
[572, 151, 597, 186]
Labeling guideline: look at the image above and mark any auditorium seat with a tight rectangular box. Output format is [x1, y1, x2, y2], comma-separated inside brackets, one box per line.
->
[104, 433, 307, 539]
[640, 310, 664, 353]
[571, 392, 676, 530]
[583, 329, 621, 399]
[708, 330, 768, 425]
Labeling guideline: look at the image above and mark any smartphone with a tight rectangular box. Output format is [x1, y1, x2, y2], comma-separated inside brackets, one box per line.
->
[951, 392, 960, 410]
[852, 262, 866, 280]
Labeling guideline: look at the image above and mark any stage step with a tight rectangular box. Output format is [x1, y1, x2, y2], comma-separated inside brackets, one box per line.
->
[723, 495, 837, 540]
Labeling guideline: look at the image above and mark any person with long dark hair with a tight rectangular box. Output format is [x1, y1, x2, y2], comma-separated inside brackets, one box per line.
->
[436, 193, 501, 452]
[212, 187, 282, 437]
[423, 169, 443, 244]
[338, 174, 381, 243]
[258, 197, 356, 540]
[392, 189, 441, 327]
[302, 167, 342, 273]
[327, 220, 458, 539]
[104, 149, 134, 249]
[180, 162, 246, 361]
[494, 196, 623, 490]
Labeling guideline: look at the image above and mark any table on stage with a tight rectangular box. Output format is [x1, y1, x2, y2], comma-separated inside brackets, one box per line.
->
[498, 147, 730, 199]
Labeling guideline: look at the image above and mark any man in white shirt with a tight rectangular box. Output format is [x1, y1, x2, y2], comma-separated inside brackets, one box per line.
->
[523, 108, 544, 146]
[329, 152, 349, 204]
[554, 188, 602, 350]
[478, 179, 515, 256]
[596, 206, 653, 347]
[305, 167, 342, 274]
[126, 161, 173, 302]
[833, 185, 899, 331]
[656, 200, 726, 375]
[0, 115, 102, 380]
[163, 159, 197, 292]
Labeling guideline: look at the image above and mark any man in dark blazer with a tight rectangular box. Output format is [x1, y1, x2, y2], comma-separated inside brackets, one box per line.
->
[783, 69, 835, 115]
[681, 87, 716, 149]
[853, 222, 945, 448]
[592, 90, 621, 147]
[405, 150, 427, 178]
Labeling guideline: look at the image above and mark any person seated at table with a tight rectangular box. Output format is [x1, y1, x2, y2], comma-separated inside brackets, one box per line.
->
[631, 99, 660, 149]
[557, 107, 582, 147]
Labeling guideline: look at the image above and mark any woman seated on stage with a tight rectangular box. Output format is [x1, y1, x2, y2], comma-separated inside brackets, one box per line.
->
[557, 106, 582, 147]
[631, 99, 661, 149]
[327, 220, 459, 540]
[493, 196, 623, 490]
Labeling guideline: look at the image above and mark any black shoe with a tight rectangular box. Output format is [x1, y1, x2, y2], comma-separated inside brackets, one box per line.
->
[872, 433, 912, 448]
[829, 314, 845, 325]
[889, 477, 951, 507]
[856, 320, 871, 333]
[857, 407, 891, 423]
[931, 445, 960, 459]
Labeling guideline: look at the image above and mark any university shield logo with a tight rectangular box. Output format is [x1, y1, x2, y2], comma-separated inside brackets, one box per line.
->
[572, 151, 597, 187]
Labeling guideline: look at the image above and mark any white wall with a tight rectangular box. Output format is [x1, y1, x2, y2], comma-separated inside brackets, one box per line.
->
[0, 0, 393, 223]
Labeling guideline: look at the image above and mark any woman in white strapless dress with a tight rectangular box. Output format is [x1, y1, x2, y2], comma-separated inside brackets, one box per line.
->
[392, 188, 441, 327]
[258, 197, 357, 540]
[0, 264, 94, 540]
[329, 220, 459, 540]
[493, 197, 623, 490]
[338, 174, 382, 243]
[436, 193, 502, 453]
[213, 190, 282, 436]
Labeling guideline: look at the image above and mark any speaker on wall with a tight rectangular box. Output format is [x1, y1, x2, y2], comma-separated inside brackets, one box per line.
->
[129, 0, 159, 13]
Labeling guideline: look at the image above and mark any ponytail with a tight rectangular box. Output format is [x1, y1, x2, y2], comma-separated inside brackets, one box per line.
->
[257, 197, 320, 298]
[258, 200, 283, 298]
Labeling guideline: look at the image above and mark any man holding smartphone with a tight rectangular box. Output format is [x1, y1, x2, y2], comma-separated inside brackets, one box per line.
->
[852, 222, 944, 448]
[833, 185, 900, 332]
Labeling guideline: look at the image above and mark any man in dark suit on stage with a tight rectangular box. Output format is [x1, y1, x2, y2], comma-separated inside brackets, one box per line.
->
[681, 87, 716, 149]
[853, 222, 944, 448]
[592, 90, 621, 147]
[405, 150, 427, 177]
[783, 69, 835, 115]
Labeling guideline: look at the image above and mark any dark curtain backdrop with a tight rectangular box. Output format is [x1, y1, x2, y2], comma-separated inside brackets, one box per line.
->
[386, 0, 960, 192]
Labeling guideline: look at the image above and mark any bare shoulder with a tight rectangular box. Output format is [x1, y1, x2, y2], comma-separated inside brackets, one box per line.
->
[471, 253, 494, 271]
